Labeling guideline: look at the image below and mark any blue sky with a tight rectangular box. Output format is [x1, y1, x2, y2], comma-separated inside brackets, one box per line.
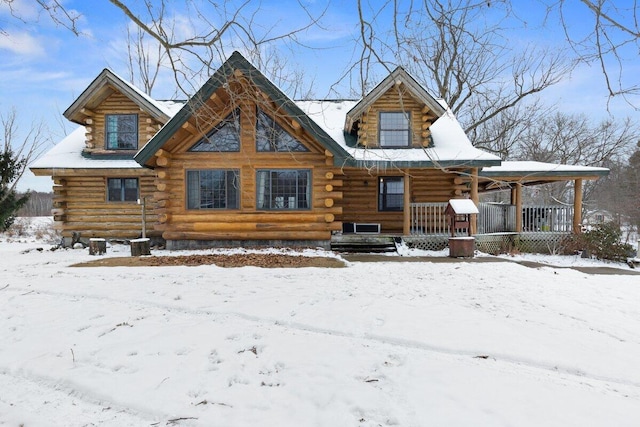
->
[1, 0, 638, 192]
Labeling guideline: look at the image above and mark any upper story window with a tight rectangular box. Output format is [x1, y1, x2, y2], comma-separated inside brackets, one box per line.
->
[107, 178, 139, 202]
[379, 112, 411, 147]
[189, 110, 241, 152]
[256, 109, 309, 152]
[106, 114, 138, 150]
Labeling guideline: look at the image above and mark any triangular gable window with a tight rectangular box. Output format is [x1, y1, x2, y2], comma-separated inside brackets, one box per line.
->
[256, 109, 309, 152]
[189, 110, 240, 152]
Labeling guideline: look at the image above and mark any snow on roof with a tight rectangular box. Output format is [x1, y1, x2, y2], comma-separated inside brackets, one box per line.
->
[481, 161, 609, 176]
[105, 68, 185, 118]
[155, 100, 185, 117]
[447, 199, 479, 214]
[29, 127, 143, 170]
[296, 100, 501, 165]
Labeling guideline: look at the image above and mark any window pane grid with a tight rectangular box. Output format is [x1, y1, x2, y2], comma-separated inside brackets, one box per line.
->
[256, 110, 309, 152]
[187, 170, 239, 210]
[379, 112, 410, 147]
[378, 176, 404, 211]
[107, 178, 138, 202]
[257, 169, 310, 210]
[190, 110, 241, 152]
[106, 115, 138, 150]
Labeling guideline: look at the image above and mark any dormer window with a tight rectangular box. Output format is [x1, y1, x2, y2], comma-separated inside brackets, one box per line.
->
[106, 114, 138, 150]
[379, 112, 410, 147]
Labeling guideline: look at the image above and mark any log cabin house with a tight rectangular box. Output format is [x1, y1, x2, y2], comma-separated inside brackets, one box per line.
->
[31, 51, 608, 252]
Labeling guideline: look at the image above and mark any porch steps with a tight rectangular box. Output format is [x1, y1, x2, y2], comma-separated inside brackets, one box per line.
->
[330, 235, 398, 253]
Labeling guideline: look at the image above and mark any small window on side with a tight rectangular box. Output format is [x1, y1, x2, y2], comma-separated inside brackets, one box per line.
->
[107, 178, 139, 202]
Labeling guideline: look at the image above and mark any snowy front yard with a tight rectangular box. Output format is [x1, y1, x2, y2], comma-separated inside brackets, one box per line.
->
[1, 223, 639, 426]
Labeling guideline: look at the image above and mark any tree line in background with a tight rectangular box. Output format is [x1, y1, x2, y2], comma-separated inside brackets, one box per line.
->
[1, 0, 639, 234]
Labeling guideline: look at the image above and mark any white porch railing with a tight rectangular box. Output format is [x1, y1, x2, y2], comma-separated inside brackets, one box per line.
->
[409, 203, 574, 235]
[521, 205, 574, 232]
[477, 203, 517, 234]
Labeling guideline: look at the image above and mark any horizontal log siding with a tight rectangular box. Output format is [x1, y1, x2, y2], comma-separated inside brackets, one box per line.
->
[52, 174, 158, 239]
[339, 168, 470, 233]
[154, 95, 342, 241]
[358, 86, 435, 148]
[86, 91, 162, 152]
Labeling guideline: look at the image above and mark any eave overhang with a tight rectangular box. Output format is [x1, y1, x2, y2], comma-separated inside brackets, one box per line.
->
[64, 69, 170, 125]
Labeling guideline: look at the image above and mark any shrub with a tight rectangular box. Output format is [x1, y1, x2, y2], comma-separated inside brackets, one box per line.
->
[566, 222, 634, 262]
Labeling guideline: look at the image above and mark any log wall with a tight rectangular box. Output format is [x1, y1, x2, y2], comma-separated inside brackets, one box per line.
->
[357, 85, 437, 148]
[154, 91, 343, 242]
[82, 91, 163, 153]
[338, 168, 471, 233]
[51, 172, 159, 240]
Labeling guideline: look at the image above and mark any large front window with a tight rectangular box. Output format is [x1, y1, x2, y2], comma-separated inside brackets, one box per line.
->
[256, 169, 310, 210]
[107, 178, 139, 202]
[106, 114, 138, 150]
[189, 110, 240, 152]
[256, 109, 309, 152]
[379, 112, 410, 147]
[186, 170, 240, 209]
[378, 176, 404, 211]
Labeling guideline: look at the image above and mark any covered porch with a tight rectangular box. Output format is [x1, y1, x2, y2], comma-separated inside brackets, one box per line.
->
[332, 161, 609, 254]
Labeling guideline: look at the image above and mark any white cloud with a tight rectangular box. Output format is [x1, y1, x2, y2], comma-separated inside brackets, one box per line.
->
[0, 31, 46, 57]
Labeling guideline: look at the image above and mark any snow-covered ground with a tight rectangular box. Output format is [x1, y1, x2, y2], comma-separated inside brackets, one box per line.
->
[1, 218, 639, 426]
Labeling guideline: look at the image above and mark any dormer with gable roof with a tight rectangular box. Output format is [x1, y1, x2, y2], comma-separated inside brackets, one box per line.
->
[63, 69, 179, 156]
[344, 67, 446, 149]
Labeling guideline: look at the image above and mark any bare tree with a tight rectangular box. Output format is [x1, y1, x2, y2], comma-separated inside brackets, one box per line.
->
[125, 23, 166, 96]
[554, 0, 640, 102]
[514, 112, 637, 204]
[1, 108, 50, 229]
[1, 109, 49, 193]
[337, 0, 575, 161]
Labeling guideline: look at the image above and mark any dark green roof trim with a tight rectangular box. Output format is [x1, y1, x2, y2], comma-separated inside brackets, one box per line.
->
[335, 158, 502, 169]
[81, 151, 137, 161]
[135, 52, 349, 166]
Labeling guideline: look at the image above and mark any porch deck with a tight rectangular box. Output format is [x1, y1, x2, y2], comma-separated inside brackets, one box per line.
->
[331, 231, 572, 254]
[333, 202, 575, 254]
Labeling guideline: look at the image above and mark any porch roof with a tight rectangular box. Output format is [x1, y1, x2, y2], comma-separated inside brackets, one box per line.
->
[478, 161, 609, 190]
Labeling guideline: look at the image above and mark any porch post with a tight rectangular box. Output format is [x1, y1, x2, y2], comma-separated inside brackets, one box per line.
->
[515, 183, 523, 232]
[470, 168, 479, 235]
[573, 178, 583, 234]
[403, 172, 411, 236]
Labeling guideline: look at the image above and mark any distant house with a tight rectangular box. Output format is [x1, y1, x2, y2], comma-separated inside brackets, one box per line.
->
[31, 51, 608, 250]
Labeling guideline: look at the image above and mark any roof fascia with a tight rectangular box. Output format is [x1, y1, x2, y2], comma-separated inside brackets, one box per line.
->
[337, 158, 502, 169]
[64, 69, 169, 125]
[479, 169, 610, 179]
